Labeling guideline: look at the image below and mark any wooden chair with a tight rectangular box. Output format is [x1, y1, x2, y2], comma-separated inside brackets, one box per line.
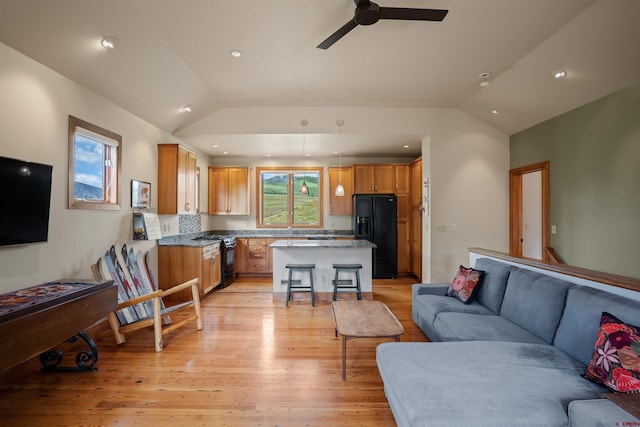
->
[92, 256, 203, 352]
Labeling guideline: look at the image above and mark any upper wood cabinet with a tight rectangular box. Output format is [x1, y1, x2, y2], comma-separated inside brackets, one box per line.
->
[353, 164, 395, 194]
[328, 166, 353, 215]
[208, 166, 250, 215]
[394, 164, 410, 194]
[158, 144, 197, 214]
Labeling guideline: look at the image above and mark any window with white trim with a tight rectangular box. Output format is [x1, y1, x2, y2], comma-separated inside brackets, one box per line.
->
[68, 115, 122, 210]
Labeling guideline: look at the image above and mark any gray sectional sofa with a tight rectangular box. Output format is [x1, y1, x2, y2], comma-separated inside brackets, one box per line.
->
[376, 257, 640, 427]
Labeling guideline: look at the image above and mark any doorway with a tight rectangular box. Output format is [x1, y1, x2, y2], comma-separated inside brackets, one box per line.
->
[509, 161, 550, 261]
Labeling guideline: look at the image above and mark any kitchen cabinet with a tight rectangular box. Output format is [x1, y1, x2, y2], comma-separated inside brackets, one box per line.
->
[158, 144, 197, 215]
[158, 243, 221, 302]
[353, 164, 395, 194]
[410, 157, 423, 280]
[328, 166, 353, 215]
[397, 193, 411, 274]
[247, 238, 268, 273]
[394, 164, 410, 193]
[235, 238, 249, 273]
[208, 167, 250, 215]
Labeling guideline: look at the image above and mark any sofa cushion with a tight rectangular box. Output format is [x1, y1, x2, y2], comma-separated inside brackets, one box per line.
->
[554, 286, 640, 366]
[499, 269, 573, 343]
[413, 294, 494, 326]
[474, 258, 512, 314]
[584, 312, 640, 392]
[433, 312, 548, 344]
[446, 265, 485, 304]
[568, 399, 640, 427]
[377, 341, 606, 427]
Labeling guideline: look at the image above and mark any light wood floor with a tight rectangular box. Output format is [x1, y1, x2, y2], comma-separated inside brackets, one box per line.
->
[0, 277, 427, 426]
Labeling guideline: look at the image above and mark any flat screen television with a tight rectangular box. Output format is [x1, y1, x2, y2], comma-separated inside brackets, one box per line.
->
[0, 155, 53, 246]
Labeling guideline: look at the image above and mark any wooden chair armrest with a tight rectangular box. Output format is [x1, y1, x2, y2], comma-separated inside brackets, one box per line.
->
[117, 290, 162, 309]
[161, 278, 199, 298]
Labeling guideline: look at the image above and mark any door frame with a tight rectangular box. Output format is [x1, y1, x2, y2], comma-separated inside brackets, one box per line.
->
[509, 161, 550, 261]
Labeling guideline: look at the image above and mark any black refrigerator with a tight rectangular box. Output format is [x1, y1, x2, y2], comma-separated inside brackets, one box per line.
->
[353, 194, 398, 279]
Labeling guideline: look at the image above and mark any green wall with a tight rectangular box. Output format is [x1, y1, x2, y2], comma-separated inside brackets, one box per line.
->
[510, 84, 640, 279]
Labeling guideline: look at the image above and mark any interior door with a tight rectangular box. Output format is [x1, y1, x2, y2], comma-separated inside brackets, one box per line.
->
[509, 161, 550, 261]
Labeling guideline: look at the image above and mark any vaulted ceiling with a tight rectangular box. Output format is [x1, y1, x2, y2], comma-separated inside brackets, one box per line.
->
[1, 0, 639, 157]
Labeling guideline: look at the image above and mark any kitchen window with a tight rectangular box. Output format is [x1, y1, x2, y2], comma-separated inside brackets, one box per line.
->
[68, 115, 122, 210]
[257, 167, 323, 228]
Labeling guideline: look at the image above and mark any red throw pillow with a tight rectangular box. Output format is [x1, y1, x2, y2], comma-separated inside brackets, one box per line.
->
[446, 265, 485, 304]
[585, 312, 640, 393]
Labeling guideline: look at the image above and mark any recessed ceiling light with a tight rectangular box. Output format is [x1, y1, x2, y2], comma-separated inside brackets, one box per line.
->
[101, 37, 118, 49]
[491, 108, 500, 115]
[552, 69, 567, 79]
[183, 105, 192, 112]
[223, 151, 229, 155]
[230, 50, 242, 58]
[267, 154, 272, 157]
[213, 144, 219, 148]
[403, 145, 410, 149]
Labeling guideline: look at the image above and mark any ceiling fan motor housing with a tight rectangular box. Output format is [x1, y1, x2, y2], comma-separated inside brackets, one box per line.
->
[355, 2, 381, 25]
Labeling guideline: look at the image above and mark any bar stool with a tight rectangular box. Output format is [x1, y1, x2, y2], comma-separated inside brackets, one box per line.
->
[332, 264, 363, 301]
[285, 264, 316, 307]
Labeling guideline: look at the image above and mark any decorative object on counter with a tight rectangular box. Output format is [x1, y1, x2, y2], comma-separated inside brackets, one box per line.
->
[335, 118, 345, 197]
[131, 180, 151, 208]
[300, 119, 309, 195]
[132, 212, 162, 240]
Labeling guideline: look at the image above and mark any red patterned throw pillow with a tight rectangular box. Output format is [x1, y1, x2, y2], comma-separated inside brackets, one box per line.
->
[585, 312, 640, 393]
[446, 265, 485, 304]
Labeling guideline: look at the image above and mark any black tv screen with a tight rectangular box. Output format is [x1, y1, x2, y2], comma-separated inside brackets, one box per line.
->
[0, 156, 53, 246]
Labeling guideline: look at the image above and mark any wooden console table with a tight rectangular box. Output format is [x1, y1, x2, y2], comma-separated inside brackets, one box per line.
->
[0, 279, 117, 372]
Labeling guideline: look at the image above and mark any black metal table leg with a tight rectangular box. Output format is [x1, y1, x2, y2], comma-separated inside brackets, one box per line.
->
[40, 331, 99, 372]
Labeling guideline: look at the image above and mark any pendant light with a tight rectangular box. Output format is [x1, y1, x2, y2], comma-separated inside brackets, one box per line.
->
[300, 119, 309, 195]
[334, 118, 345, 197]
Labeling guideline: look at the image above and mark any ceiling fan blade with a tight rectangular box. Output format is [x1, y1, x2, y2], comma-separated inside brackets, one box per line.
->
[317, 19, 358, 49]
[379, 7, 448, 21]
[354, 0, 371, 7]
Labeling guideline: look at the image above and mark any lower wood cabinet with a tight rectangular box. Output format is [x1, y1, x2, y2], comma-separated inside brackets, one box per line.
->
[158, 243, 221, 302]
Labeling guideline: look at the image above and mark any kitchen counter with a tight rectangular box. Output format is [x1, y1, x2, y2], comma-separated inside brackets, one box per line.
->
[269, 239, 375, 249]
[158, 230, 354, 247]
[270, 239, 374, 302]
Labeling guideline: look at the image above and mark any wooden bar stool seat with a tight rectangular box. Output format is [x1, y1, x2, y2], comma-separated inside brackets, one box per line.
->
[285, 264, 316, 307]
[332, 264, 363, 301]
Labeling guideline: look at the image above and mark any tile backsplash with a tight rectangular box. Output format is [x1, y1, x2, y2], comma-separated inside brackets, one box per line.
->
[179, 214, 201, 234]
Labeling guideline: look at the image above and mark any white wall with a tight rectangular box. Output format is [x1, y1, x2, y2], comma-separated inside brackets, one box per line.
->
[0, 42, 202, 292]
[423, 111, 511, 282]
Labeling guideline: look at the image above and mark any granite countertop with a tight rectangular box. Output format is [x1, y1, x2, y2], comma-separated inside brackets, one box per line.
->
[158, 230, 355, 247]
[269, 239, 376, 249]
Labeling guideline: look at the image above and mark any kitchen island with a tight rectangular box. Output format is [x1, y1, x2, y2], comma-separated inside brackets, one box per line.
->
[270, 239, 376, 302]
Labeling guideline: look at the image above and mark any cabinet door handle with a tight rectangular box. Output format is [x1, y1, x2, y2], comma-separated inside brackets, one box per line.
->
[185, 202, 191, 212]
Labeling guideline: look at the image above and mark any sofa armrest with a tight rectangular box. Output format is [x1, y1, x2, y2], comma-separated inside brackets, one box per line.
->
[412, 283, 450, 298]
[569, 399, 639, 427]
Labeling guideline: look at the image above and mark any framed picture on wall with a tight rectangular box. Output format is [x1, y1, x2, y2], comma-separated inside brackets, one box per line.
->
[131, 180, 151, 209]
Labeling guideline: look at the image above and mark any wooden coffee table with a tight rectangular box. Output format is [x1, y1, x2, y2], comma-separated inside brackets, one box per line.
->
[331, 300, 404, 380]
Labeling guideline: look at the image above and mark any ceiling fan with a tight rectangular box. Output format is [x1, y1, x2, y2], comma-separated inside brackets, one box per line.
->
[317, 0, 448, 49]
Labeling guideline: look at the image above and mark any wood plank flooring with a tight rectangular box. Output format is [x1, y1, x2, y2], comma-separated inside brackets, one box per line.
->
[0, 277, 427, 426]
